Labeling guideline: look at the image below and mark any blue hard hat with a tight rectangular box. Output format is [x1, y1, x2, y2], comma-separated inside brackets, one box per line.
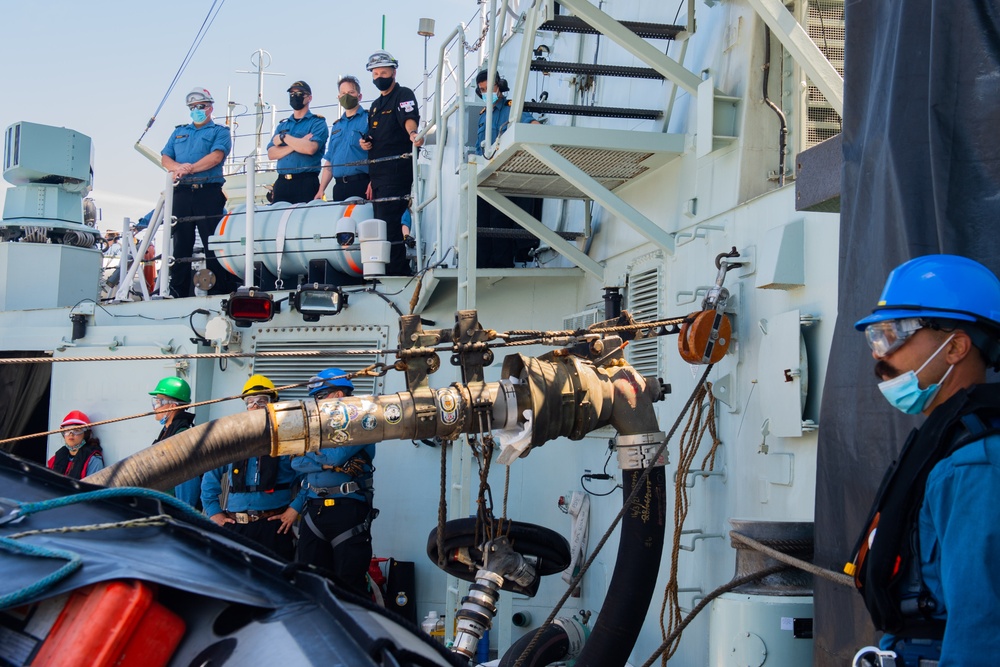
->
[308, 368, 355, 396]
[855, 254, 1000, 331]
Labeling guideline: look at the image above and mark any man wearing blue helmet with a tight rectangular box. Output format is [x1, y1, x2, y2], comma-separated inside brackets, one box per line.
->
[288, 368, 377, 597]
[846, 255, 1000, 666]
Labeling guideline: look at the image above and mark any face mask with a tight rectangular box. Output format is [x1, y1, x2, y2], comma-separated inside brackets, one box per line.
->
[190, 108, 207, 124]
[373, 76, 394, 92]
[158, 415, 169, 426]
[289, 95, 307, 111]
[878, 334, 955, 414]
[489, 93, 499, 106]
[339, 93, 359, 110]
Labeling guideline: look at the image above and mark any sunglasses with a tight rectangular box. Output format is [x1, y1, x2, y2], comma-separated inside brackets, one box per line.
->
[188, 103, 210, 110]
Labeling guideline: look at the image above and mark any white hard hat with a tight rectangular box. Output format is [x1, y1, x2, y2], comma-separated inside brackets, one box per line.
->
[366, 51, 399, 71]
[185, 87, 215, 105]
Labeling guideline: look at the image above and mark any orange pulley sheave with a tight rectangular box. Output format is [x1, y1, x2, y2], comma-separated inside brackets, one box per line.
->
[678, 310, 732, 364]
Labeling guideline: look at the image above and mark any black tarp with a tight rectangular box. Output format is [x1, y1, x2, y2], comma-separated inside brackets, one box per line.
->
[815, 1, 1000, 664]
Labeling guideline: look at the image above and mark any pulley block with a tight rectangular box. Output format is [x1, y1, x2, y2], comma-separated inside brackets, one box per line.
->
[678, 310, 732, 364]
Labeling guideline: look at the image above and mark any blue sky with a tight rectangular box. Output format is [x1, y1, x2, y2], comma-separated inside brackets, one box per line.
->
[1, 0, 475, 230]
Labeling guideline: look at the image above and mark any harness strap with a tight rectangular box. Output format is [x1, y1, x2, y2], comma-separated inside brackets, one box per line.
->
[307, 477, 373, 498]
[304, 506, 379, 550]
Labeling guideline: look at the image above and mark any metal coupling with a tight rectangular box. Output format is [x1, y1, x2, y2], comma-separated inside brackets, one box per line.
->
[852, 647, 898, 667]
[483, 536, 536, 588]
[452, 570, 503, 659]
[614, 431, 667, 470]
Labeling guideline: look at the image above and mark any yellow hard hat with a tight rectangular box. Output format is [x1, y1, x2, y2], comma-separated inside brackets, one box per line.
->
[242, 374, 278, 399]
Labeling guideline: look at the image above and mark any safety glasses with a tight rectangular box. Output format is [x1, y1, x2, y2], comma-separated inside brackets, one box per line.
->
[244, 395, 271, 408]
[151, 397, 180, 409]
[63, 428, 85, 437]
[864, 318, 924, 358]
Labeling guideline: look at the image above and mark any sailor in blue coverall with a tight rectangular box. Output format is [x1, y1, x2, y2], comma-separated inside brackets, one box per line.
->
[201, 375, 299, 559]
[850, 255, 1000, 667]
[161, 86, 237, 297]
[267, 80, 329, 204]
[316, 75, 370, 202]
[475, 69, 540, 268]
[288, 369, 376, 597]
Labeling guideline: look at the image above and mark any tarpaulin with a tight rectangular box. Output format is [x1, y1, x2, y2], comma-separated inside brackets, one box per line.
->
[815, 1, 1000, 664]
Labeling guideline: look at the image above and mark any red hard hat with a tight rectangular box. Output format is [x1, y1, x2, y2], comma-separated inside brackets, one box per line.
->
[61, 410, 90, 428]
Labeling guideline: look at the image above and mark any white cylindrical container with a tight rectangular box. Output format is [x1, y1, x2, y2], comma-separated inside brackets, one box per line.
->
[209, 199, 374, 282]
[421, 610, 440, 637]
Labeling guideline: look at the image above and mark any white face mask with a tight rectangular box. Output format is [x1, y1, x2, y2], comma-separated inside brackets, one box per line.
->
[877, 334, 955, 414]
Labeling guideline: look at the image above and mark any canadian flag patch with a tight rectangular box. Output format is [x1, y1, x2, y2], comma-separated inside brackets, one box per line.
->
[399, 100, 415, 113]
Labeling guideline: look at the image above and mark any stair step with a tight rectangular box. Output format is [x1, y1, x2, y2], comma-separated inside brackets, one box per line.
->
[530, 60, 664, 80]
[538, 15, 684, 40]
[523, 101, 662, 120]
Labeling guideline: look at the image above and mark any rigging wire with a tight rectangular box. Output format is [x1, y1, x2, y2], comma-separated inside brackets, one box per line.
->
[137, 0, 226, 144]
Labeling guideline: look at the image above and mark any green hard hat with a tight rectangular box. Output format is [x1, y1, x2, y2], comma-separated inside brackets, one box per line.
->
[149, 376, 191, 403]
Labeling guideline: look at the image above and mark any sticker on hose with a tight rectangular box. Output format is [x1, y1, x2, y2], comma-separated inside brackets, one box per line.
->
[437, 388, 460, 425]
[323, 404, 350, 430]
[384, 403, 402, 424]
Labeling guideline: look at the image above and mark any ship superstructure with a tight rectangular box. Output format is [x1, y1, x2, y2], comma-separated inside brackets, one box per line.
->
[0, 1, 853, 664]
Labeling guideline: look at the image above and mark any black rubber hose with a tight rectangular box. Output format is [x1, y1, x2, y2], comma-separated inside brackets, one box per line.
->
[575, 468, 666, 667]
[85, 410, 270, 490]
[497, 623, 570, 667]
[575, 367, 666, 667]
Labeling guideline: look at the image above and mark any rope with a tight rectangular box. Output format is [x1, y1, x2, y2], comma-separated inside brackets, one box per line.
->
[638, 564, 790, 667]
[659, 383, 717, 661]
[0, 315, 690, 368]
[0, 348, 394, 366]
[729, 531, 854, 587]
[0, 537, 82, 608]
[0, 489, 212, 608]
[511, 364, 715, 667]
[10, 487, 207, 524]
[436, 438, 448, 569]
[6, 515, 171, 540]
[0, 368, 371, 448]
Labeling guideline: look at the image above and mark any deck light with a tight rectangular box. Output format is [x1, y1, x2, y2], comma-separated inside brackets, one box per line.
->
[292, 285, 346, 322]
[223, 288, 274, 328]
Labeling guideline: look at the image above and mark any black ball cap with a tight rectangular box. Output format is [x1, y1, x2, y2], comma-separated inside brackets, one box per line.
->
[287, 81, 311, 95]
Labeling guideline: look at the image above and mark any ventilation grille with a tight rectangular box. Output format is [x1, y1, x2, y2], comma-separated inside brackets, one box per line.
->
[250, 326, 389, 400]
[563, 308, 601, 332]
[626, 268, 662, 378]
[806, 0, 844, 146]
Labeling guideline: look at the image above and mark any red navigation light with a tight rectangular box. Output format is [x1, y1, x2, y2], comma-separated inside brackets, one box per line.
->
[224, 289, 275, 328]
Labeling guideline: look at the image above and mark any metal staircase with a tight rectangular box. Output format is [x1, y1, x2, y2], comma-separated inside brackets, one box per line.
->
[454, 0, 741, 310]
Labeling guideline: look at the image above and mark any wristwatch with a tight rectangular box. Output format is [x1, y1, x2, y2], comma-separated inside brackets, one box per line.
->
[279, 131, 288, 146]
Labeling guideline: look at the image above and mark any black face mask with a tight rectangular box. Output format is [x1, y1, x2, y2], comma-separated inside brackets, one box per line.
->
[373, 76, 394, 92]
[289, 94, 307, 111]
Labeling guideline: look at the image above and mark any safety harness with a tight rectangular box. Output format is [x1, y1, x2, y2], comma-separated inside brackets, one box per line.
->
[230, 455, 288, 493]
[848, 383, 1000, 636]
[303, 451, 378, 551]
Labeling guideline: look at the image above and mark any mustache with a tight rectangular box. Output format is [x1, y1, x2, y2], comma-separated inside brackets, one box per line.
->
[874, 359, 899, 380]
